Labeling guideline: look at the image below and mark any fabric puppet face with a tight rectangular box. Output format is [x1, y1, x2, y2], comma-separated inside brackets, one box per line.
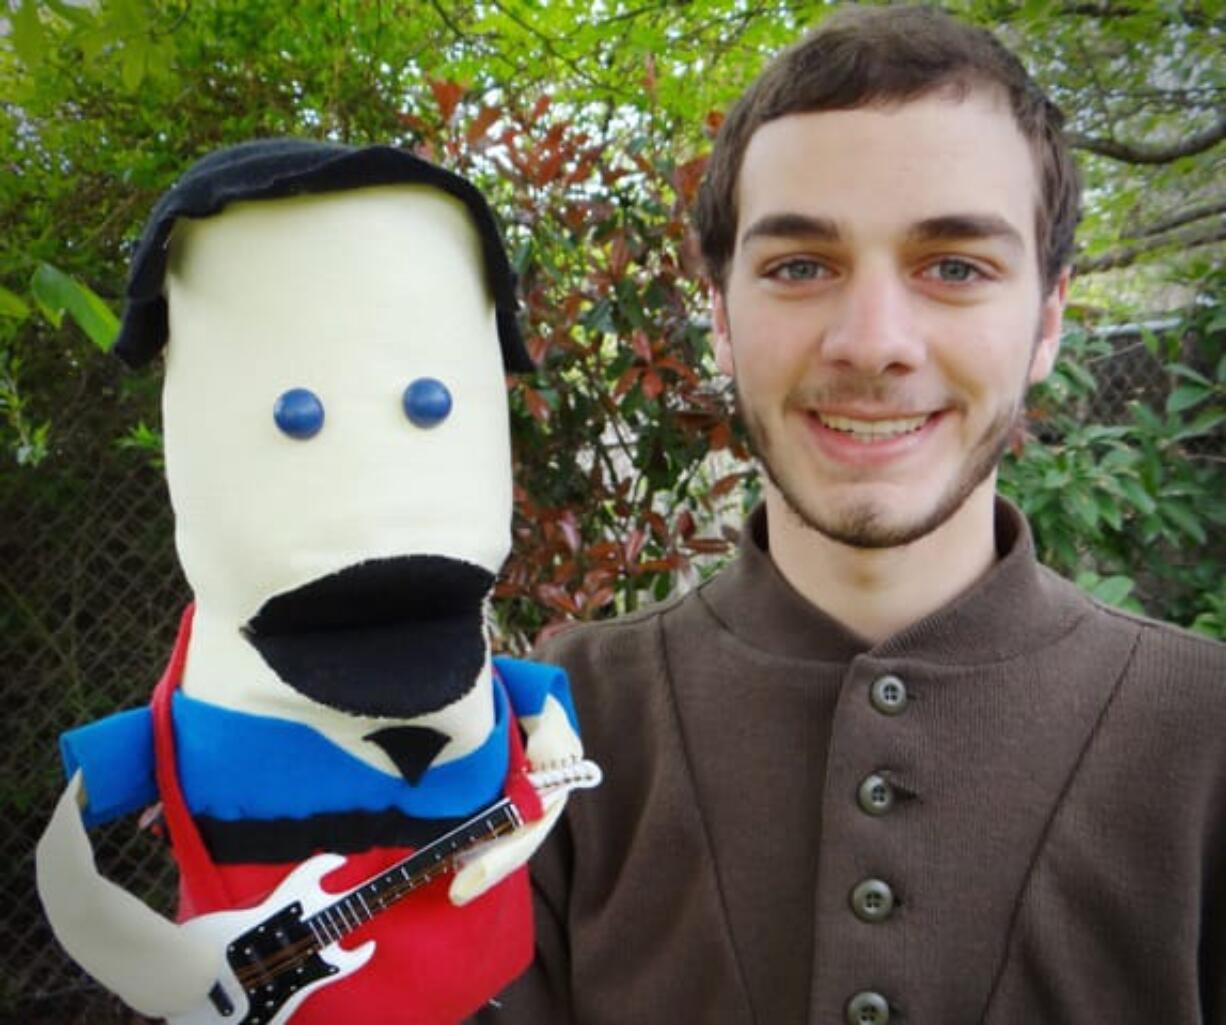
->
[161, 186, 512, 725]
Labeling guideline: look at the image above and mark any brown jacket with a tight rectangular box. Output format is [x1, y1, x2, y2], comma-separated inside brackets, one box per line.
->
[479, 502, 1226, 1024]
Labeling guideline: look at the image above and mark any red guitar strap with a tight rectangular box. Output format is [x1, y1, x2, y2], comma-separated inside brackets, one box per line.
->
[149, 603, 235, 918]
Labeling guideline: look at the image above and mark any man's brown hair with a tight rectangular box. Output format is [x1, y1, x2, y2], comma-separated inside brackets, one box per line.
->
[695, 5, 1081, 295]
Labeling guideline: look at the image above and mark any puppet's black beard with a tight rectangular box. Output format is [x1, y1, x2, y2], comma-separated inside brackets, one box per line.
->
[242, 555, 494, 718]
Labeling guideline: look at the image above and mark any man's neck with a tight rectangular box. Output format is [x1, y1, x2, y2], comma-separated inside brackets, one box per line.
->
[764, 480, 1000, 645]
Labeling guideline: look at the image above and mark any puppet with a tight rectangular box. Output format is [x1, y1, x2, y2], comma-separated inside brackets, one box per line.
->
[36, 140, 596, 1025]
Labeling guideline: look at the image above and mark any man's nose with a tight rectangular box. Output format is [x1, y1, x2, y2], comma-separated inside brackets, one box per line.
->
[820, 264, 925, 375]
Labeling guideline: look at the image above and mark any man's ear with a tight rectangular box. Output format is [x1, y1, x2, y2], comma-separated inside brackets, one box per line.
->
[711, 285, 735, 376]
[1029, 267, 1070, 385]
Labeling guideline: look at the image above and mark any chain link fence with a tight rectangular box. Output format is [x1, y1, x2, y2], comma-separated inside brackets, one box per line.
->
[0, 327, 1198, 1022]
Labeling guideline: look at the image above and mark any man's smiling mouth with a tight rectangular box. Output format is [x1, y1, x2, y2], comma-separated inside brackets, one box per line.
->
[814, 411, 933, 441]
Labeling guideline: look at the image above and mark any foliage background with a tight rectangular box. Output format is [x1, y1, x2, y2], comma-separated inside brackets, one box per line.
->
[0, 0, 1222, 1020]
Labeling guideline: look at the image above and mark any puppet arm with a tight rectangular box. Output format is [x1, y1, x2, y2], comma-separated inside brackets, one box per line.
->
[36, 712, 222, 1017]
[449, 658, 587, 906]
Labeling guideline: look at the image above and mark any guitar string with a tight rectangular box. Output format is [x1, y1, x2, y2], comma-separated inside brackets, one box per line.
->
[226, 767, 595, 990]
[230, 814, 521, 988]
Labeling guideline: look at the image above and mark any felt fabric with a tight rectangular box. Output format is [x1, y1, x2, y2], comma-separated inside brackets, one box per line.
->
[483, 500, 1226, 1025]
[59, 707, 156, 829]
[60, 605, 568, 1025]
[113, 139, 532, 373]
[244, 555, 495, 718]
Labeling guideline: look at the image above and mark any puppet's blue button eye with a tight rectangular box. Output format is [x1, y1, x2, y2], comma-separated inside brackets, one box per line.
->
[274, 388, 325, 439]
[403, 378, 452, 428]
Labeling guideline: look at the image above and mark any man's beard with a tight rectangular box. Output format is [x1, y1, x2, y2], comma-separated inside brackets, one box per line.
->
[736, 383, 1024, 551]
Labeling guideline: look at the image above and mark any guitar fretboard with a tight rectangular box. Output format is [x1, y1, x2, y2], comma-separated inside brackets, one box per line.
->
[303, 799, 522, 948]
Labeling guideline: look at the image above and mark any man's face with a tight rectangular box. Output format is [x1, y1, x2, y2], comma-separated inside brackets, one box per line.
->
[712, 89, 1067, 549]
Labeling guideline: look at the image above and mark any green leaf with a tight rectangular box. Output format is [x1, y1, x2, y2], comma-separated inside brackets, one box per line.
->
[1092, 575, 1135, 607]
[9, 0, 47, 71]
[1067, 488, 1100, 531]
[1166, 384, 1210, 415]
[122, 41, 150, 91]
[1162, 502, 1207, 545]
[1172, 406, 1226, 442]
[0, 287, 31, 321]
[1094, 491, 1123, 531]
[1128, 401, 1164, 433]
[1169, 363, 1213, 387]
[1116, 476, 1157, 516]
[29, 264, 120, 351]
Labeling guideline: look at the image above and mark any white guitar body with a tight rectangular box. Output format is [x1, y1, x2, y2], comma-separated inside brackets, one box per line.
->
[170, 853, 374, 1025]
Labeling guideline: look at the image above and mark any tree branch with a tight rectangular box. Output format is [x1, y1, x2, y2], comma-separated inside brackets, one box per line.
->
[1074, 219, 1226, 275]
[1127, 199, 1226, 239]
[1069, 116, 1226, 164]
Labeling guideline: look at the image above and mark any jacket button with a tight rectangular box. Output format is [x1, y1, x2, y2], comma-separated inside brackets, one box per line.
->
[850, 878, 896, 923]
[846, 990, 890, 1024]
[858, 773, 896, 816]
[870, 675, 908, 715]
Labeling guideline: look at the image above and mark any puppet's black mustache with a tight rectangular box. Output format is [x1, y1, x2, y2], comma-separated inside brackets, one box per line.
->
[242, 555, 494, 718]
[246, 555, 495, 635]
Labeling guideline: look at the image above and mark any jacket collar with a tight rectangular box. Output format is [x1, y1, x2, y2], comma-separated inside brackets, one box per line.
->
[699, 498, 1088, 666]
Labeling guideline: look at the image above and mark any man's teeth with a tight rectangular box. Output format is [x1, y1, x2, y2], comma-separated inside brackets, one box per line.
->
[817, 412, 929, 439]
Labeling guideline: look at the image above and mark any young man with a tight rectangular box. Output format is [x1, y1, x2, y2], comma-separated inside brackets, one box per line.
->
[483, 8, 1226, 1024]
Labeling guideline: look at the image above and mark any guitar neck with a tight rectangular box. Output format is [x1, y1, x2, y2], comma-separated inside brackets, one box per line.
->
[303, 797, 522, 948]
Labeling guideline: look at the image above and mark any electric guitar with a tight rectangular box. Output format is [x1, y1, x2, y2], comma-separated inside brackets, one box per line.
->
[168, 759, 602, 1025]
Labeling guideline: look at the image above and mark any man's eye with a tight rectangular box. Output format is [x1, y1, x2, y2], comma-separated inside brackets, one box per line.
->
[922, 258, 983, 284]
[768, 259, 829, 282]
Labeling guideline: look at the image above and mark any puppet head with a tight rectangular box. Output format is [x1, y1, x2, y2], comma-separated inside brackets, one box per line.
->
[117, 141, 531, 732]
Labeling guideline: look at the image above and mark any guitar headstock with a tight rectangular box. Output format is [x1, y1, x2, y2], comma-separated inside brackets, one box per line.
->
[525, 758, 603, 796]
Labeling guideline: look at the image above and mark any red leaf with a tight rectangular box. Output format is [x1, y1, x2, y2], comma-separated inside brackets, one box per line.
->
[613, 366, 641, 398]
[535, 149, 565, 186]
[708, 421, 731, 451]
[587, 542, 621, 562]
[641, 369, 664, 400]
[529, 95, 552, 125]
[565, 154, 598, 186]
[710, 471, 744, 498]
[429, 79, 466, 121]
[559, 515, 581, 554]
[703, 110, 725, 139]
[630, 329, 652, 363]
[673, 155, 708, 206]
[588, 585, 616, 610]
[685, 537, 731, 555]
[466, 104, 500, 144]
[623, 528, 647, 565]
[655, 355, 700, 386]
[609, 232, 631, 281]
[527, 333, 549, 364]
[523, 386, 551, 423]
[675, 509, 696, 539]
[538, 584, 579, 616]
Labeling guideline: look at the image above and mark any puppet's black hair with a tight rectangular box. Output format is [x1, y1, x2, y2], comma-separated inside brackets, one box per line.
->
[114, 139, 533, 372]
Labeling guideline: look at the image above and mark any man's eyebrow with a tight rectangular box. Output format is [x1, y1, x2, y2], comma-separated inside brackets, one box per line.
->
[907, 214, 1025, 251]
[740, 213, 841, 248]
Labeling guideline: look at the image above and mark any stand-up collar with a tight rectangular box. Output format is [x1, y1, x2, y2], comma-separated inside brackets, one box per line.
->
[698, 499, 1089, 666]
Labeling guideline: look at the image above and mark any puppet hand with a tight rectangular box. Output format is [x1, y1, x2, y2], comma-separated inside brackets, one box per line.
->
[448, 788, 568, 906]
[448, 695, 588, 906]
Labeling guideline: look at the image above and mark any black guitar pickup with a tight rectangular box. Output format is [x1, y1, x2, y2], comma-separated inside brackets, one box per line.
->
[208, 981, 235, 1016]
